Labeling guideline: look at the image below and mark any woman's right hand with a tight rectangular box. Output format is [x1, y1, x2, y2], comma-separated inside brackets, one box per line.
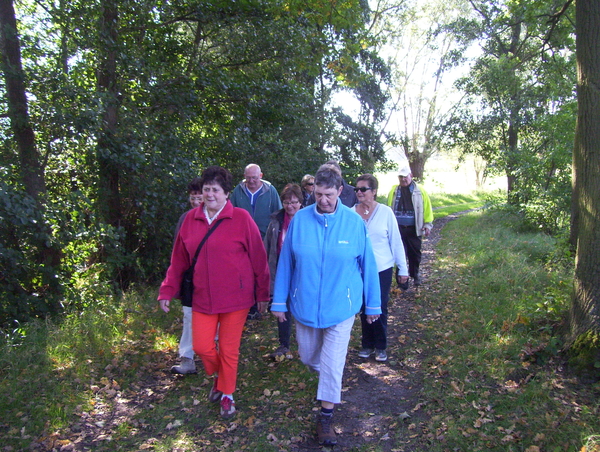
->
[273, 311, 287, 323]
[159, 299, 170, 313]
[396, 274, 409, 291]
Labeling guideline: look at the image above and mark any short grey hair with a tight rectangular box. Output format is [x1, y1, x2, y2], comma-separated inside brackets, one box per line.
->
[315, 166, 343, 190]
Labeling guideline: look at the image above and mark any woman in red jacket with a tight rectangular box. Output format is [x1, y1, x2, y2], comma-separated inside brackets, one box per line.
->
[158, 166, 270, 419]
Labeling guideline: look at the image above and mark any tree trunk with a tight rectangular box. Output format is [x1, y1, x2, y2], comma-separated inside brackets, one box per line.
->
[96, 0, 122, 228]
[0, 0, 45, 199]
[567, 0, 600, 361]
[409, 155, 426, 180]
[506, 118, 519, 205]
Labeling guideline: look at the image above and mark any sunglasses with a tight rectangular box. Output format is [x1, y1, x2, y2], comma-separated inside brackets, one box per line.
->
[306, 182, 314, 186]
[354, 187, 373, 193]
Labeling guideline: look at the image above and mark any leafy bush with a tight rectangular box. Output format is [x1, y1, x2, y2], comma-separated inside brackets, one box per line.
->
[0, 175, 59, 324]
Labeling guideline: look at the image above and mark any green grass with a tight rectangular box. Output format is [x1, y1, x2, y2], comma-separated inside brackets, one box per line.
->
[429, 191, 489, 218]
[415, 208, 600, 452]
[0, 290, 319, 451]
[377, 191, 488, 219]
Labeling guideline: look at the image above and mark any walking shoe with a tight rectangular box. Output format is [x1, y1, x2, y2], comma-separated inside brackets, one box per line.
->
[413, 275, 421, 286]
[269, 345, 291, 360]
[220, 395, 236, 419]
[247, 310, 262, 320]
[375, 349, 388, 362]
[208, 377, 223, 403]
[170, 357, 197, 374]
[358, 348, 375, 358]
[316, 413, 337, 446]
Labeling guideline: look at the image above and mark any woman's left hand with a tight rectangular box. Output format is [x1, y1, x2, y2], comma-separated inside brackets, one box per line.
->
[257, 301, 269, 314]
[366, 314, 380, 324]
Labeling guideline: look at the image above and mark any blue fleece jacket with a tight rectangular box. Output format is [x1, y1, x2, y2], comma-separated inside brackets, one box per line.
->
[271, 201, 381, 328]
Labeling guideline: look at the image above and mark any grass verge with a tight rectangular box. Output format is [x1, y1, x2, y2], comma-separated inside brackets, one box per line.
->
[415, 208, 600, 451]
[377, 191, 488, 220]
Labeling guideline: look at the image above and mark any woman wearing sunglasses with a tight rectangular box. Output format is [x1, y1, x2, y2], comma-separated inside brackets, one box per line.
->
[300, 174, 315, 206]
[352, 174, 409, 362]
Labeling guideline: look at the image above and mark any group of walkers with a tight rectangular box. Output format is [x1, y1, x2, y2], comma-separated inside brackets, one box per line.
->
[157, 161, 433, 446]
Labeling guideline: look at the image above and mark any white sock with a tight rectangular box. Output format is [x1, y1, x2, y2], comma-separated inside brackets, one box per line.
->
[222, 394, 233, 401]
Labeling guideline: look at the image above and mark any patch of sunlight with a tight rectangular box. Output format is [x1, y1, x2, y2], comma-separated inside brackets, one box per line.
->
[494, 332, 516, 346]
[167, 430, 196, 448]
[153, 334, 176, 352]
[47, 344, 77, 371]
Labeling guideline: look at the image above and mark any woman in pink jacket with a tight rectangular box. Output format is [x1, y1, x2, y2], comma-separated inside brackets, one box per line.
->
[158, 166, 270, 419]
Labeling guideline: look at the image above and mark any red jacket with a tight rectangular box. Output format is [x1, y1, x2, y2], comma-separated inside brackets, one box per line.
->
[158, 200, 270, 314]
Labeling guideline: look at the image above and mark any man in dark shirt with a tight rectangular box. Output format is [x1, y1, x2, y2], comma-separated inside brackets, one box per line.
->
[387, 166, 433, 287]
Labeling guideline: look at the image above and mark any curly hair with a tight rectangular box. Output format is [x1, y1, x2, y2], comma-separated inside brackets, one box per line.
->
[199, 166, 234, 194]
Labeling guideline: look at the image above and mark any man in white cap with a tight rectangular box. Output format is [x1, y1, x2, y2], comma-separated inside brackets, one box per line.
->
[387, 165, 433, 287]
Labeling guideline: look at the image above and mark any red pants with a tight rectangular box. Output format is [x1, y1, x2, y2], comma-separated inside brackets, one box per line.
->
[192, 308, 249, 395]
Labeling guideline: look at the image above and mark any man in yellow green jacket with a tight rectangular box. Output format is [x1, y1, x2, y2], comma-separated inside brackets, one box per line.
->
[387, 165, 433, 287]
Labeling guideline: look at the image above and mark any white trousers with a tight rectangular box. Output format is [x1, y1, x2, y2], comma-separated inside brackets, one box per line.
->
[295, 315, 354, 404]
[179, 306, 194, 359]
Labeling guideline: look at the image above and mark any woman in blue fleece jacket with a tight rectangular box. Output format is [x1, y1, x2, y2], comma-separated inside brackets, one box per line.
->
[271, 165, 381, 447]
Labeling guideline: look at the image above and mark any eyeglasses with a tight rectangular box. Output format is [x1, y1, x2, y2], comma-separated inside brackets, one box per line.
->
[283, 200, 300, 206]
[189, 196, 202, 201]
[306, 182, 314, 186]
[354, 187, 373, 193]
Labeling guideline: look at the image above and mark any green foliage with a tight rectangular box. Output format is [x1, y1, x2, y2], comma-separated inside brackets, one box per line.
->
[442, 0, 576, 237]
[1, 0, 394, 324]
[0, 172, 61, 324]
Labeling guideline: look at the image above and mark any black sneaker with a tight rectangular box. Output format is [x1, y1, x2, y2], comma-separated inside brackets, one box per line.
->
[316, 413, 337, 446]
[375, 349, 388, 362]
[269, 345, 291, 360]
[358, 348, 374, 358]
[247, 310, 262, 320]
[413, 275, 421, 286]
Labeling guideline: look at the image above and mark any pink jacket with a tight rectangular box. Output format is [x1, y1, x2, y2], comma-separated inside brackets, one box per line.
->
[158, 200, 270, 314]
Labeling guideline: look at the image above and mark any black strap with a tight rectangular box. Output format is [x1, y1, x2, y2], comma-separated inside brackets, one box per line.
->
[189, 218, 224, 269]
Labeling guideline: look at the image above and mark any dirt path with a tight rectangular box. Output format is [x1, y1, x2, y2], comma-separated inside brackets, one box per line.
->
[296, 212, 461, 451]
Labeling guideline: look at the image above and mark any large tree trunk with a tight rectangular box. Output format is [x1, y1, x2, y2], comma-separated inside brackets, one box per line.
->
[0, 0, 45, 199]
[409, 155, 426, 181]
[567, 0, 600, 360]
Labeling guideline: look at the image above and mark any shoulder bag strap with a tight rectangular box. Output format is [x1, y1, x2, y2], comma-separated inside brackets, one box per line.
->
[190, 218, 224, 269]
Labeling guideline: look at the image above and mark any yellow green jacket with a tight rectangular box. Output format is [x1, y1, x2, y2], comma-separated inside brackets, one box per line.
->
[387, 183, 433, 237]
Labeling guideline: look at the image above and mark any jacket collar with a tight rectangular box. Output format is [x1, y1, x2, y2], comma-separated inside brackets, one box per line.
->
[239, 179, 273, 194]
[270, 208, 286, 222]
[309, 198, 344, 225]
[194, 200, 234, 222]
